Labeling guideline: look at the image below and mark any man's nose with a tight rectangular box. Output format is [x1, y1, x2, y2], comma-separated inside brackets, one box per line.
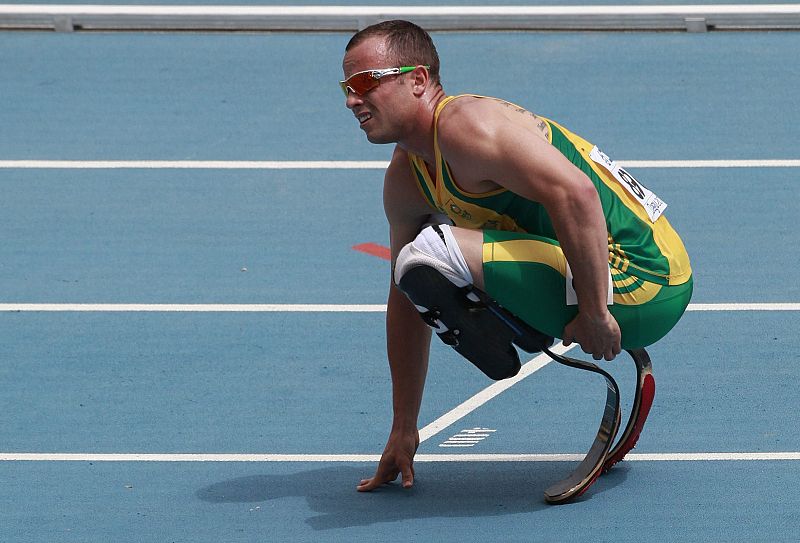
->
[345, 90, 362, 109]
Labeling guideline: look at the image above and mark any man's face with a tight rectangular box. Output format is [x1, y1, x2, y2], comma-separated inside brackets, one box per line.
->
[342, 36, 413, 145]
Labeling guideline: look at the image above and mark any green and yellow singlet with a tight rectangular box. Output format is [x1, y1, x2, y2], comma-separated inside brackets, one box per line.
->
[405, 94, 693, 348]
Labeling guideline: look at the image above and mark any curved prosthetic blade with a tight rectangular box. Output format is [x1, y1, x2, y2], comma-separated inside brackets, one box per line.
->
[542, 348, 621, 504]
[602, 348, 655, 472]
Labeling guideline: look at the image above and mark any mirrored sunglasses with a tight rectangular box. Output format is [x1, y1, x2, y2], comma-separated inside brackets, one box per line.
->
[340, 66, 428, 96]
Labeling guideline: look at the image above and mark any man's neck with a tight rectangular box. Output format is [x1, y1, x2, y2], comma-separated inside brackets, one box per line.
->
[396, 89, 447, 165]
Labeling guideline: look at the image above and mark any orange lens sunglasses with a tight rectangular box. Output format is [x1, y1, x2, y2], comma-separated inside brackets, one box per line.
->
[340, 66, 428, 96]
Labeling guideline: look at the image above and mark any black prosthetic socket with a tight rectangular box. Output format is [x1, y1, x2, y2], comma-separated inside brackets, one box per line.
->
[397, 264, 553, 380]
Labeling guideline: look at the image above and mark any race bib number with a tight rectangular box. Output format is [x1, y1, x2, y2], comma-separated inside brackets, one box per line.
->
[589, 146, 667, 223]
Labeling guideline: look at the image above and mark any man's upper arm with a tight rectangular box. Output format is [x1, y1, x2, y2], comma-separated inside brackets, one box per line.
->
[436, 100, 593, 209]
[383, 147, 435, 264]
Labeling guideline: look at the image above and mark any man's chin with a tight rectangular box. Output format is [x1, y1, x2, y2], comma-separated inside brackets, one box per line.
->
[365, 131, 394, 145]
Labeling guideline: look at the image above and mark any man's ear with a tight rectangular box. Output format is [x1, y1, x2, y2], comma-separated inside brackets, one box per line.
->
[411, 66, 430, 97]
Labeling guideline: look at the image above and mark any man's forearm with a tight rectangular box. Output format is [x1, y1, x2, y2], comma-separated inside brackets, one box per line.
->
[551, 183, 611, 315]
[386, 283, 432, 432]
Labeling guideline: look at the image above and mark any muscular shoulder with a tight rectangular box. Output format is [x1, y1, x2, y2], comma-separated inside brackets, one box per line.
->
[437, 96, 550, 165]
[436, 96, 499, 148]
[435, 96, 565, 198]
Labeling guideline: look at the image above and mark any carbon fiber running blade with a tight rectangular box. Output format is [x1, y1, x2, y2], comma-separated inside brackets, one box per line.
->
[603, 348, 655, 472]
[542, 349, 621, 504]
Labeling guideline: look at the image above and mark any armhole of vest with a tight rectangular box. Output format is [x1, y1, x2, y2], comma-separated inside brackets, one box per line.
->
[433, 94, 513, 200]
[407, 153, 437, 208]
[433, 94, 477, 145]
[540, 117, 555, 145]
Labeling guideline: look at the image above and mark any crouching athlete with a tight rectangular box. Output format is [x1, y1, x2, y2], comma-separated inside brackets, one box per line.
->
[341, 20, 693, 499]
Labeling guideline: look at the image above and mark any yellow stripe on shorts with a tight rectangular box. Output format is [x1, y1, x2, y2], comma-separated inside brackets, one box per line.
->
[483, 239, 567, 277]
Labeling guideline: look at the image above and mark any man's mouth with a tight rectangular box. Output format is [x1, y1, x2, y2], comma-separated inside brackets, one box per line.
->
[357, 112, 372, 125]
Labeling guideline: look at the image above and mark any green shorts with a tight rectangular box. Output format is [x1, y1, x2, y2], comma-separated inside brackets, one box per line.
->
[482, 230, 693, 349]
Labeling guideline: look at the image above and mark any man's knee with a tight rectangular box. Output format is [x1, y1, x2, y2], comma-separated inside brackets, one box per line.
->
[394, 224, 473, 289]
[393, 224, 551, 380]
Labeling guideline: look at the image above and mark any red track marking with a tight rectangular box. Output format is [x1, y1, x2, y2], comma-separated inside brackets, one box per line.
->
[353, 243, 390, 261]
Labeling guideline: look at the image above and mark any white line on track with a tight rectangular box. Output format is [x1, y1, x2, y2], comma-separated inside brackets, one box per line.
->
[685, 303, 800, 311]
[621, 159, 800, 168]
[0, 303, 388, 312]
[0, 160, 391, 170]
[1, 160, 799, 169]
[1, 303, 798, 312]
[2, 452, 799, 462]
[418, 343, 573, 442]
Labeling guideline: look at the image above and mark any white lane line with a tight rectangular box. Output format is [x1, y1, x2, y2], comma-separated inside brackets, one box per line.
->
[620, 159, 800, 168]
[2, 452, 799, 462]
[1, 159, 799, 169]
[1, 303, 798, 313]
[685, 303, 800, 311]
[0, 304, 388, 312]
[0, 160, 390, 170]
[418, 343, 574, 443]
